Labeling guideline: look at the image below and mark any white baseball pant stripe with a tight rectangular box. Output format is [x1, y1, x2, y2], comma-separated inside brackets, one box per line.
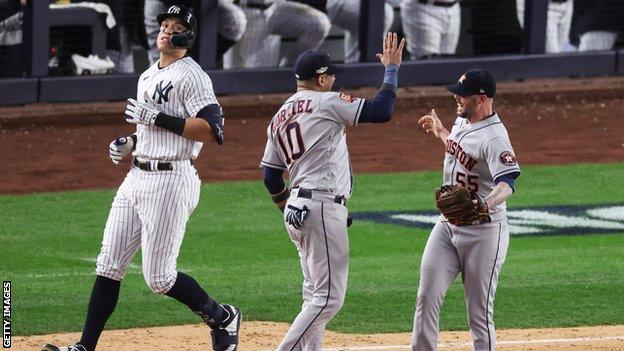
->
[277, 197, 349, 351]
[96, 162, 201, 294]
[411, 220, 509, 351]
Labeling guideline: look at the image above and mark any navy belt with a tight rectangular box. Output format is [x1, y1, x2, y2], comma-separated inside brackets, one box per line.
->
[418, 0, 457, 7]
[132, 158, 192, 171]
[297, 188, 347, 205]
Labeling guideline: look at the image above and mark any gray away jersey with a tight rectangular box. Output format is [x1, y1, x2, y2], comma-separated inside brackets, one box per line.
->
[261, 90, 364, 199]
[443, 113, 520, 220]
[134, 57, 218, 161]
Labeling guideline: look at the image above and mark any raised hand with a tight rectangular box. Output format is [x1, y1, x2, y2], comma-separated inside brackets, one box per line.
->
[376, 32, 406, 68]
[418, 108, 445, 138]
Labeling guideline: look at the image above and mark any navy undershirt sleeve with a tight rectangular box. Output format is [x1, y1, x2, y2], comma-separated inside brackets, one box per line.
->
[359, 64, 398, 123]
[263, 166, 285, 194]
[494, 171, 520, 192]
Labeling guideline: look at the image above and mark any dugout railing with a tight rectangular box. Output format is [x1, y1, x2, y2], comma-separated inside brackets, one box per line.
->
[0, 0, 622, 106]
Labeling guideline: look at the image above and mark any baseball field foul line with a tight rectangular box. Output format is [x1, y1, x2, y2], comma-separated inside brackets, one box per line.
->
[258, 335, 624, 351]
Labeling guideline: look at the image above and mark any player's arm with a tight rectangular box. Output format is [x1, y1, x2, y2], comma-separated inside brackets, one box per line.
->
[263, 166, 288, 212]
[182, 104, 224, 144]
[418, 109, 450, 145]
[125, 100, 224, 144]
[358, 32, 405, 124]
[484, 172, 520, 208]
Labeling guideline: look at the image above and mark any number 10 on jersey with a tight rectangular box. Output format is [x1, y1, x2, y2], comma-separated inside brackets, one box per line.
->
[278, 122, 306, 165]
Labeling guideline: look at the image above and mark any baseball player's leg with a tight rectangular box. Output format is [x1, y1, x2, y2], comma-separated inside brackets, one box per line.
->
[299, 255, 326, 350]
[223, 7, 279, 68]
[136, 168, 200, 295]
[411, 222, 460, 351]
[328, 0, 395, 63]
[516, 0, 524, 27]
[327, 0, 359, 63]
[218, 0, 247, 57]
[268, 1, 331, 67]
[144, 0, 166, 65]
[557, 0, 574, 52]
[545, 4, 561, 54]
[460, 221, 510, 351]
[401, 1, 443, 59]
[73, 172, 143, 351]
[440, 5, 460, 56]
[579, 31, 618, 51]
[134, 167, 231, 326]
[278, 199, 349, 351]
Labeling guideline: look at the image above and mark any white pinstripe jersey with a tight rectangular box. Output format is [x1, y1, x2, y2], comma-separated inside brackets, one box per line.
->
[134, 57, 218, 161]
[443, 113, 521, 220]
[261, 90, 364, 199]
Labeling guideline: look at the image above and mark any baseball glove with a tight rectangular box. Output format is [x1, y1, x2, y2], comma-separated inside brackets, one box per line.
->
[435, 185, 491, 226]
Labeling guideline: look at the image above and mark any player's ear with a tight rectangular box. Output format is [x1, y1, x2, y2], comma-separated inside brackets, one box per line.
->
[316, 75, 324, 87]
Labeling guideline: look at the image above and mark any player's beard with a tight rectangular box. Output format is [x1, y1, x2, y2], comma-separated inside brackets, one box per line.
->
[457, 99, 476, 119]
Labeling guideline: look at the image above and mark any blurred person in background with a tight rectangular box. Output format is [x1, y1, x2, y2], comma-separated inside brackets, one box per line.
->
[572, 0, 624, 51]
[0, 0, 25, 77]
[144, 0, 247, 65]
[400, 0, 460, 59]
[516, 0, 574, 54]
[326, 0, 398, 63]
[224, 0, 330, 68]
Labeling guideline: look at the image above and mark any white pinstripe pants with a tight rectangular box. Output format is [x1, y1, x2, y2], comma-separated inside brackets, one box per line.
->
[96, 162, 201, 295]
[400, 0, 460, 59]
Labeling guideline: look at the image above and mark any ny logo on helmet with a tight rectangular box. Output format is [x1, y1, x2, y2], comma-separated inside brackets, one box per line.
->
[152, 80, 173, 104]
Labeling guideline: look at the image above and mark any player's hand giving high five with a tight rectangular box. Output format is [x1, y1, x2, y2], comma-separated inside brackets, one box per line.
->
[377, 32, 406, 68]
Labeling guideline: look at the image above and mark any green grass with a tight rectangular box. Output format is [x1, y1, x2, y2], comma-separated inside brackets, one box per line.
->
[1, 163, 623, 335]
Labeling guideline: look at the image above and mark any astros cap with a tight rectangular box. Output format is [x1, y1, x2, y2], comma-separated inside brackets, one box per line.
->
[294, 51, 344, 80]
[445, 68, 496, 98]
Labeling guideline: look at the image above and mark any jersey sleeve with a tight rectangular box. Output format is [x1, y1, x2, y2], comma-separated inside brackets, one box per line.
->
[319, 92, 365, 127]
[182, 70, 218, 118]
[483, 136, 521, 181]
[260, 124, 287, 170]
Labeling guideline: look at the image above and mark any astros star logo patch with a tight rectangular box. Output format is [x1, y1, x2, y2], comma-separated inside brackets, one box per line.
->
[500, 151, 517, 166]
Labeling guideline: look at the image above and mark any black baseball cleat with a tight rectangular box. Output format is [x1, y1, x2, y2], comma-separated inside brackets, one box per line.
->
[211, 304, 241, 351]
[41, 344, 87, 351]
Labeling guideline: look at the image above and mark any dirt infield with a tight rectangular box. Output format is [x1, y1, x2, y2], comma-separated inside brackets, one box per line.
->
[1, 76, 624, 194]
[3, 76, 624, 349]
[12, 322, 624, 350]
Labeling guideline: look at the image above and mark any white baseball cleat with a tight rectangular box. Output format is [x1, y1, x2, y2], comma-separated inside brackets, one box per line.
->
[41, 344, 87, 351]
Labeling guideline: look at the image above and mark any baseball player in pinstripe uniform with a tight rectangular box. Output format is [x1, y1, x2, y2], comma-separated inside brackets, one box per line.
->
[262, 32, 405, 350]
[223, 0, 331, 68]
[42, 5, 240, 351]
[413, 69, 520, 351]
[326, 0, 396, 63]
[400, 0, 461, 59]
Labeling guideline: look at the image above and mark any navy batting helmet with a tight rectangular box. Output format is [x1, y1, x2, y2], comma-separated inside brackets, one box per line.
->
[157, 5, 197, 49]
